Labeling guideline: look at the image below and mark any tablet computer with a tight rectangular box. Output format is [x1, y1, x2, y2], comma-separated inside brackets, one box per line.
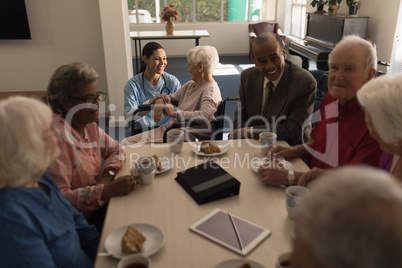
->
[189, 208, 271, 256]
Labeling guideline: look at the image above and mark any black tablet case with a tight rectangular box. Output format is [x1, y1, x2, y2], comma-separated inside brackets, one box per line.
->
[175, 161, 240, 204]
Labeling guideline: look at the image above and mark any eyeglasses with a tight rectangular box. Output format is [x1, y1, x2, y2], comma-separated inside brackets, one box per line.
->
[68, 92, 107, 104]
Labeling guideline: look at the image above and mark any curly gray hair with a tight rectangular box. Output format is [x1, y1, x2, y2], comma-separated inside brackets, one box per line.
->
[47, 62, 99, 116]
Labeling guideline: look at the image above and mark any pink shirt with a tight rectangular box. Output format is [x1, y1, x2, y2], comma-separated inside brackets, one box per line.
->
[47, 116, 124, 218]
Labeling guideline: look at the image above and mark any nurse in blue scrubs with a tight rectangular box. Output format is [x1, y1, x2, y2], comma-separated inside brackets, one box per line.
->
[124, 42, 181, 135]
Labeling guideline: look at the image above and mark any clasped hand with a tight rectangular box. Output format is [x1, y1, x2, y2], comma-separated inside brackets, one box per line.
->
[100, 175, 142, 199]
[150, 94, 176, 123]
[256, 145, 297, 185]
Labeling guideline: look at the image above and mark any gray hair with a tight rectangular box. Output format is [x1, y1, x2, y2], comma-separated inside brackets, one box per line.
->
[47, 62, 99, 115]
[0, 97, 54, 188]
[253, 32, 285, 50]
[357, 74, 402, 143]
[296, 166, 402, 268]
[187, 45, 219, 74]
[329, 35, 377, 72]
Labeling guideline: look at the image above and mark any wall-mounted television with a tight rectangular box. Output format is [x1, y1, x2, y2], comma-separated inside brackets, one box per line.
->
[0, 0, 31, 40]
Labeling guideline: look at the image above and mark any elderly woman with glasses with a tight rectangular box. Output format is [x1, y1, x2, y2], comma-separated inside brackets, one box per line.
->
[46, 62, 141, 231]
[0, 96, 100, 268]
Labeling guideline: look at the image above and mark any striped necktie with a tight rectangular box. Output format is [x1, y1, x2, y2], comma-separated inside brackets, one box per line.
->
[262, 81, 274, 115]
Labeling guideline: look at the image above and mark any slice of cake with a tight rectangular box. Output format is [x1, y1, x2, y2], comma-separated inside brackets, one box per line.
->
[201, 141, 214, 154]
[201, 141, 221, 154]
[209, 141, 221, 153]
[121, 226, 147, 253]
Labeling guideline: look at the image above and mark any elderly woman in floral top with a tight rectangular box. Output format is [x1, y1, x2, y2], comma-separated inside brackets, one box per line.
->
[47, 62, 141, 231]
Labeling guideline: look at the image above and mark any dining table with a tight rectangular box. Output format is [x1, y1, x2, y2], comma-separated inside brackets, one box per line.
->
[94, 139, 310, 268]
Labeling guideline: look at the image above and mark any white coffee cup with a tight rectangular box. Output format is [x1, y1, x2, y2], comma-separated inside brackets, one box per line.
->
[259, 132, 277, 155]
[286, 185, 310, 219]
[117, 254, 152, 268]
[275, 252, 293, 268]
[167, 129, 184, 153]
[136, 156, 156, 185]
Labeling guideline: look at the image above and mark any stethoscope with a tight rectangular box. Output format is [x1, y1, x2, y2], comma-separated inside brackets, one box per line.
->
[142, 73, 171, 98]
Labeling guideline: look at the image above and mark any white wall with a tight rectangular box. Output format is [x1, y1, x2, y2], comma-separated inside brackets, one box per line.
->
[99, 0, 133, 124]
[0, 0, 400, 121]
[0, 0, 107, 95]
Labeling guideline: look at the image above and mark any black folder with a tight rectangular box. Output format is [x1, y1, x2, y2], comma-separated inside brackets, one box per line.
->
[175, 161, 240, 205]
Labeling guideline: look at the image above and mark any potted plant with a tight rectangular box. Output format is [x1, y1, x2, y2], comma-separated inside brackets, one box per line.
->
[160, 3, 179, 35]
[346, 0, 361, 16]
[328, 0, 342, 16]
[310, 0, 328, 12]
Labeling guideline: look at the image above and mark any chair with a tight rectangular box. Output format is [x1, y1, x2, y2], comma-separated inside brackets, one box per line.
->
[162, 96, 240, 143]
[248, 22, 284, 59]
[127, 104, 151, 136]
[376, 60, 390, 77]
[309, 70, 328, 113]
[127, 100, 181, 137]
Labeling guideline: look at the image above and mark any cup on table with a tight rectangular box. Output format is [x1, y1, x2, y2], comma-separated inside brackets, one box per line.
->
[117, 254, 152, 268]
[275, 252, 293, 268]
[286, 185, 310, 220]
[136, 156, 156, 185]
[167, 129, 184, 153]
[259, 132, 277, 155]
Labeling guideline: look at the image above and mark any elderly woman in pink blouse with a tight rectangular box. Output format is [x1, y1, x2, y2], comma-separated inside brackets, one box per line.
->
[46, 62, 141, 231]
[121, 45, 222, 145]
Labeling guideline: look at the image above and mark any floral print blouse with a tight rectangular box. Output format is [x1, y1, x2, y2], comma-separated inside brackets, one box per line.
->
[47, 116, 125, 218]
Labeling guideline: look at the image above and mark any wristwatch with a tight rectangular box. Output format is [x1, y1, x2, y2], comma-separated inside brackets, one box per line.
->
[104, 168, 116, 178]
[287, 170, 296, 186]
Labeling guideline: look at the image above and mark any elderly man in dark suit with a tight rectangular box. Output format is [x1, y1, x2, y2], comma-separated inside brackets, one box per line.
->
[230, 32, 316, 146]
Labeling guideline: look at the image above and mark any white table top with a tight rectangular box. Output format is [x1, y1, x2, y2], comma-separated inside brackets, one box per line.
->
[130, 30, 210, 39]
[94, 139, 309, 268]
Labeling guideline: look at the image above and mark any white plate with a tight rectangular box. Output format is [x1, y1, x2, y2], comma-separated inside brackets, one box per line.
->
[154, 156, 173, 174]
[104, 223, 165, 259]
[251, 158, 294, 173]
[191, 143, 229, 156]
[214, 259, 266, 268]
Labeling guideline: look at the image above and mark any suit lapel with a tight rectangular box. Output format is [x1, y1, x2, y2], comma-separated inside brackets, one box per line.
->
[265, 62, 290, 116]
[254, 71, 265, 115]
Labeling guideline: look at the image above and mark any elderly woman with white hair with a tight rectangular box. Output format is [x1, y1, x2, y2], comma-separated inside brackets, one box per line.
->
[0, 97, 99, 268]
[357, 73, 402, 182]
[122, 45, 222, 144]
[292, 166, 402, 268]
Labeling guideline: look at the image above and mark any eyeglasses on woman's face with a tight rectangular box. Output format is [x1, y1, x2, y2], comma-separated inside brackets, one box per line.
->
[68, 92, 107, 104]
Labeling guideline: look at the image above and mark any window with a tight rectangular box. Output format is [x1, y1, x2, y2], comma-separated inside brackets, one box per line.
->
[290, 0, 307, 39]
[128, 0, 276, 24]
[390, 2, 402, 74]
